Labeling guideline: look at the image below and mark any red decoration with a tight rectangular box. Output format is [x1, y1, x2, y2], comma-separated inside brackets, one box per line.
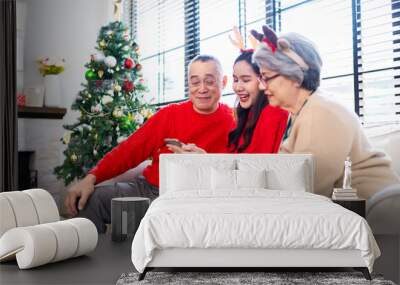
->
[240, 48, 254, 53]
[123, 80, 135, 92]
[124, 58, 135, 69]
[262, 38, 277, 53]
[136, 63, 142, 71]
[17, 94, 26, 106]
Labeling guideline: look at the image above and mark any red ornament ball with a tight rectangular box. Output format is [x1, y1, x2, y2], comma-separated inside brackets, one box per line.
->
[123, 80, 135, 92]
[136, 63, 142, 71]
[124, 58, 135, 69]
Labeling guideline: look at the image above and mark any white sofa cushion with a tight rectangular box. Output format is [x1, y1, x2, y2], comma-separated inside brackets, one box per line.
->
[367, 128, 400, 176]
[0, 189, 98, 270]
[0, 218, 97, 269]
[42, 221, 79, 262]
[23, 189, 60, 224]
[0, 226, 57, 269]
[0, 196, 17, 237]
[0, 191, 39, 228]
[66, 218, 98, 257]
[0, 189, 59, 238]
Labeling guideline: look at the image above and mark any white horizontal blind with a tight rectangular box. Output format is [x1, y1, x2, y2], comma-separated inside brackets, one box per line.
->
[125, 0, 185, 105]
[280, 0, 355, 114]
[199, 0, 270, 107]
[358, 0, 400, 126]
[279, 0, 400, 126]
[199, 0, 239, 104]
[245, 0, 269, 32]
[126, 0, 400, 123]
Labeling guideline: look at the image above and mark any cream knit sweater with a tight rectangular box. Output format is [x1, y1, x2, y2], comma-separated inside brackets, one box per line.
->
[280, 91, 399, 198]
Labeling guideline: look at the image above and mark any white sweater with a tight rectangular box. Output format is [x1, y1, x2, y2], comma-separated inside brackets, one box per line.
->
[280, 91, 399, 198]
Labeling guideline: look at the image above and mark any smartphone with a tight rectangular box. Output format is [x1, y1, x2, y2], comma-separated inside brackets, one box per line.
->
[164, 138, 183, 147]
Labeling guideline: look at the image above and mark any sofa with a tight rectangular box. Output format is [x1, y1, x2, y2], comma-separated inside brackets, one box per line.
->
[0, 189, 98, 269]
[365, 127, 400, 283]
[100, 127, 400, 283]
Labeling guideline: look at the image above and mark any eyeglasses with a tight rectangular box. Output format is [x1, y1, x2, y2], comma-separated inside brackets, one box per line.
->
[189, 77, 218, 89]
[258, 74, 280, 86]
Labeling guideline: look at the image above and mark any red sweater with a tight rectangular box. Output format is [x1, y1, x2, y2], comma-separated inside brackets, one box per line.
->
[89, 101, 235, 187]
[236, 105, 288, 153]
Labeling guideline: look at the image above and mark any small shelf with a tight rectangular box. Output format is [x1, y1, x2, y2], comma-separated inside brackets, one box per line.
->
[18, 106, 67, 119]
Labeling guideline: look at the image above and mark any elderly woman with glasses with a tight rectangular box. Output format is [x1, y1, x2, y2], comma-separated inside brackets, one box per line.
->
[251, 25, 399, 199]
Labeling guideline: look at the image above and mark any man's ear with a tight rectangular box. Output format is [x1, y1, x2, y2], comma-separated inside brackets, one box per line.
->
[222, 75, 228, 89]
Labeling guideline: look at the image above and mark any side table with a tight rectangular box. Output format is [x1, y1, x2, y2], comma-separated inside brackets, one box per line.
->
[332, 198, 366, 218]
[111, 197, 150, 242]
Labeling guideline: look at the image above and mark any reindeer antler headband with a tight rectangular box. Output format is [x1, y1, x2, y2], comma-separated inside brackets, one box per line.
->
[250, 25, 309, 71]
[229, 26, 258, 53]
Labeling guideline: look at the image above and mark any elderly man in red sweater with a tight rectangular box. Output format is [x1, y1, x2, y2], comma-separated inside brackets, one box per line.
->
[65, 55, 235, 233]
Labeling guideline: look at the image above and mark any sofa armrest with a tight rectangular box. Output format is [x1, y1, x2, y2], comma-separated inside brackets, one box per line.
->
[366, 184, 400, 235]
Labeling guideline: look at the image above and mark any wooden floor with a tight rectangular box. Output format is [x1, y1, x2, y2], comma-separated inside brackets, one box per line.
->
[0, 233, 134, 285]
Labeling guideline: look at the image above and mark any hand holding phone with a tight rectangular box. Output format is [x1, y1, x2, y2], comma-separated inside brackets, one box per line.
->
[164, 138, 183, 148]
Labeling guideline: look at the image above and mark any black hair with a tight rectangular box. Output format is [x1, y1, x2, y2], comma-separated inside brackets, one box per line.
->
[228, 51, 268, 152]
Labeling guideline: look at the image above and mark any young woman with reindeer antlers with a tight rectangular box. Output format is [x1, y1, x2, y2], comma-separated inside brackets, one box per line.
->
[226, 26, 288, 153]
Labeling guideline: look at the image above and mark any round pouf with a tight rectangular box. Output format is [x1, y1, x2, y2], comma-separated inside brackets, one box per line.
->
[111, 197, 150, 242]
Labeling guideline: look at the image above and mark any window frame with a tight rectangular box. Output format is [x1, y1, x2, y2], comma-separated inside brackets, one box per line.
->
[127, 0, 400, 124]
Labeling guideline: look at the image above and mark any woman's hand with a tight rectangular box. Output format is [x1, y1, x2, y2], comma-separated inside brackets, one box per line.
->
[167, 143, 206, 154]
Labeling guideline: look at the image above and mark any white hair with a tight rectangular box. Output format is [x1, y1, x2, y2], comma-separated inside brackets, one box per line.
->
[253, 32, 323, 91]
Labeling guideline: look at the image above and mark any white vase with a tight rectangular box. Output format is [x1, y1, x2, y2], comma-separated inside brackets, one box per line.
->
[24, 85, 45, 107]
[44, 75, 61, 107]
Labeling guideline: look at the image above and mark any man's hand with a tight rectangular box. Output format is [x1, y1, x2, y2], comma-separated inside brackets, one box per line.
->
[65, 174, 96, 217]
[167, 143, 206, 154]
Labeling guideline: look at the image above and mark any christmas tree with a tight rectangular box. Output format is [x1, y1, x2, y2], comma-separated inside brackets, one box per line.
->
[54, 21, 153, 186]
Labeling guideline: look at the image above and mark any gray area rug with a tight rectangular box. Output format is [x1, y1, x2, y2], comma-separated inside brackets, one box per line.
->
[116, 271, 396, 285]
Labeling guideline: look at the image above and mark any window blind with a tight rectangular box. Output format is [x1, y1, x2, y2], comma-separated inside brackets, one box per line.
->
[124, 0, 400, 125]
[199, 0, 239, 104]
[279, 0, 400, 126]
[280, 0, 355, 113]
[199, 0, 270, 107]
[123, 0, 185, 105]
[357, 0, 400, 126]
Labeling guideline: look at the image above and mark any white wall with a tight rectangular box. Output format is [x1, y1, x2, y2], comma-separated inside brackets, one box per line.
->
[17, 0, 113, 205]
